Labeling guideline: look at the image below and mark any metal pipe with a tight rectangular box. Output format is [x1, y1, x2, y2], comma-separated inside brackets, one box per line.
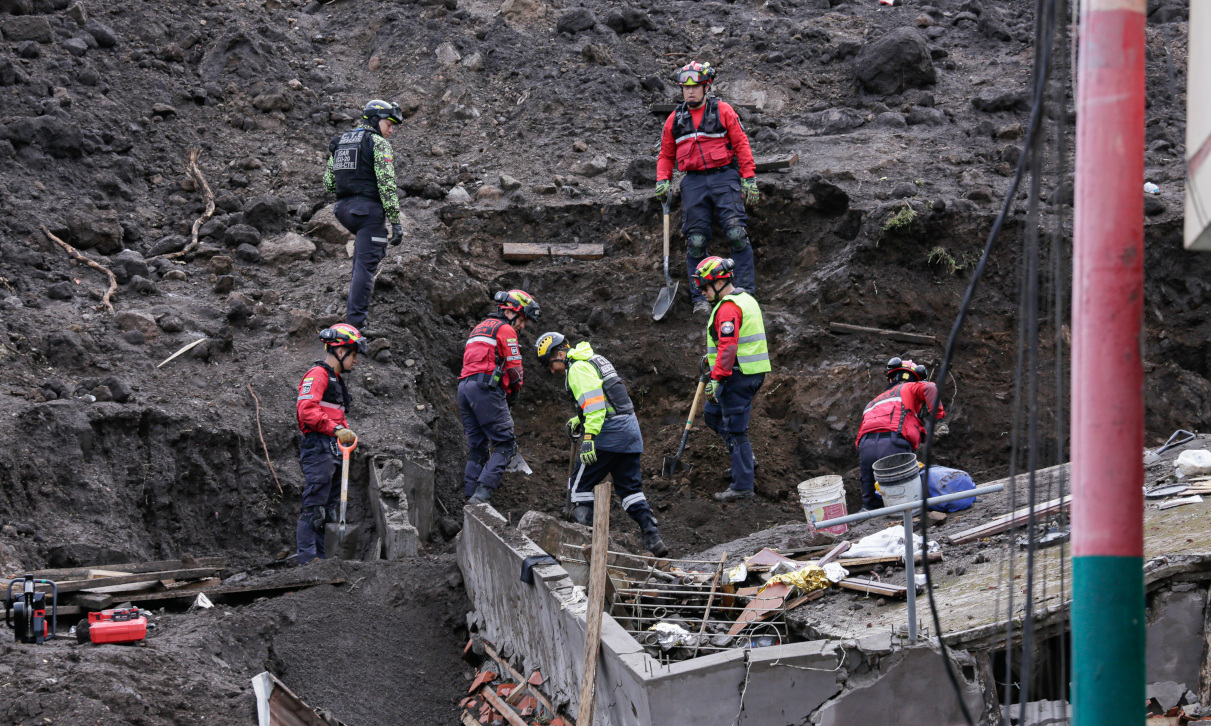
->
[904, 509, 917, 643]
[813, 483, 1005, 529]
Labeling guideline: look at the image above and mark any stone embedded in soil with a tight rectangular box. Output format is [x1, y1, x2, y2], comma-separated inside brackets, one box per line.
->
[435, 42, 461, 65]
[225, 223, 262, 248]
[157, 314, 185, 333]
[499, 174, 522, 191]
[1, 16, 53, 43]
[129, 275, 157, 294]
[111, 249, 149, 283]
[854, 27, 936, 96]
[214, 275, 237, 294]
[148, 235, 187, 256]
[47, 281, 74, 300]
[242, 195, 288, 233]
[972, 89, 1029, 113]
[83, 20, 117, 47]
[572, 155, 609, 177]
[62, 37, 89, 57]
[235, 243, 262, 262]
[873, 111, 908, 129]
[556, 7, 596, 33]
[476, 185, 503, 202]
[906, 106, 946, 126]
[260, 233, 315, 263]
[122, 329, 146, 345]
[305, 204, 351, 245]
[801, 107, 866, 136]
[446, 186, 472, 203]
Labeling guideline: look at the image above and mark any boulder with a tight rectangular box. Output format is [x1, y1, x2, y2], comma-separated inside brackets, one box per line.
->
[62, 37, 88, 56]
[972, 89, 1029, 113]
[47, 281, 74, 300]
[259, 233, 315, 263]
[556, 7, 595, 33]
[854, 27, 936, 95]
[873, 111, 908, 129]
[572, 155, 609, 177]
[604, 7, 654, 33]
[224, 223, 261, 247]
[801, 107, 866, 136]
[305, 204, 352, 245]
[1, 16, 53, 43]
[147, 235, 187, 256]
[65, 204, 123, 254]
[435, 42, 461, 65]
[110, 249, 149, 284]
[115, 311, 159, 340]
[83, 20, 116, 47]
[446, 186, 472, 203]
[906, 106, 946, 125]
[241, 195, 287, 233]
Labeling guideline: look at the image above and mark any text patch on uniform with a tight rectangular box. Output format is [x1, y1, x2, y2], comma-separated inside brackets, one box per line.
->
[333, 148, 358, 171]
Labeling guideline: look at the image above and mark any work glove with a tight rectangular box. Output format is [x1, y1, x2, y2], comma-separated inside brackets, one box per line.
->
[741, 177, 760, 207]
[335, 426, 357, 446]
[388, 222, 403, 246]
[704, 378, 722, 404]
[934, 422, 950, 438]
[654, 179, 671, 202]
[566, 416, 583, 438]
[579, 436, 597, 466]
[506, 389, 519, 406]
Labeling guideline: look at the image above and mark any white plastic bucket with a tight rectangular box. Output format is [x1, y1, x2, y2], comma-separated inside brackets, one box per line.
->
[873, 452, 922, 507]
[799, 475, 849, 535]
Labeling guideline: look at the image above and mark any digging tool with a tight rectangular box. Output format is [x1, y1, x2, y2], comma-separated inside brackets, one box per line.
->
[505, 451, 533, 475]
[662, 358, 711, 477]
[337, 435, 358, 547]
[652, 198, 679, 321]
[563, 432, 583, 521]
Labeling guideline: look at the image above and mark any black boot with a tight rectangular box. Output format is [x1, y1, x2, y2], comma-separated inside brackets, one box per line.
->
[637, 512, 669, 558]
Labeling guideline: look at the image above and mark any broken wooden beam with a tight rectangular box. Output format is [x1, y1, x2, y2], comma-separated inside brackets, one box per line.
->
[837, 578, 908, 598]
[483, 642, 570, 726]
[753, 154, 798, 173]
[816, 541, 851, 566]
[74, 577, 344, 610]
[47, 567, 222, 595]
[945, 495, 1072, 545]
[828, 322, 939, 346]
[503, 243, 604, 261]
[728, 582, 791, 635]
[17, 557, 226, 581]
[480, 687, 530, 726]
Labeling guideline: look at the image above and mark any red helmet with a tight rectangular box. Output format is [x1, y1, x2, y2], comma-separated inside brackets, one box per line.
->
[886, 357, 927, 382]
[692, 256, 734, 289]
[494, 289, 541, 321]
[320, 323, 367, 354]
[675, 61, 716, 87]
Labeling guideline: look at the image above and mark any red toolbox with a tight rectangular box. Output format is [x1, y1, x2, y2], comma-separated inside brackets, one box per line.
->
[77, 608, 149, 645]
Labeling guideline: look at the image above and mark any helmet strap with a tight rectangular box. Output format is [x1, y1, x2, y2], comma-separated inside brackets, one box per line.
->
[331, 346, 353, 374]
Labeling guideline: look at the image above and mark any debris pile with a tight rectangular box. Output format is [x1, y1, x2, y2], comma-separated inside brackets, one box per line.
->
[462, 636, 573, 726]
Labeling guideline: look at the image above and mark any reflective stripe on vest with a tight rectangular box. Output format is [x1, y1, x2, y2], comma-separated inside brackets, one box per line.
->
[705, 292, 772, 374]
[566, 354, 636, 418]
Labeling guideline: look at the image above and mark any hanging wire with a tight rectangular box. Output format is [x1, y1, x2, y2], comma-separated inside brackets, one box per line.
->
[914, 0, 1061, 716]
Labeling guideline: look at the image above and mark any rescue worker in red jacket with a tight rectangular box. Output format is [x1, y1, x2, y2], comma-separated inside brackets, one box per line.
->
[295, 323, 366, 564]
[459, 290, 541, 504]
[655, 61, 761, 315]
[855, 358, 946, 511]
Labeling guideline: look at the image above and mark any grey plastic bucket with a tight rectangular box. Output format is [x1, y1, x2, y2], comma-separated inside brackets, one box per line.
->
[873, 452, 922, 507]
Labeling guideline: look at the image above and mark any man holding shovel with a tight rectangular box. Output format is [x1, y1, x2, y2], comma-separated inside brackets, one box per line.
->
[294, 324, 365, 564]
[655, 61, 760, 316]
[535, 332, 669, 557]
[693, 257, 770, 502]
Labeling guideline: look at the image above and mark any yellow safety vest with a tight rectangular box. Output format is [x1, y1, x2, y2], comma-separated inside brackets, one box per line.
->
[706, 291, 771, 374]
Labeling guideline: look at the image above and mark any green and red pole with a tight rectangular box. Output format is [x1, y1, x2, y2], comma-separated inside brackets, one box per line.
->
[1070, 0, 1147, 721]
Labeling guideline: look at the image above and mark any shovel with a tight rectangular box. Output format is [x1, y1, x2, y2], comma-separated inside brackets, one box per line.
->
[337, 435, 358, 547]
[652, 198, 679, 321]
[506, 450, 533, 475]
[563, 431, 582, 521]
[662, 370, 711, 478]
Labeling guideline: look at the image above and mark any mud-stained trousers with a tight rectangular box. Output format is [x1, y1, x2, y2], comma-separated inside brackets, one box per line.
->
[680, 166, 756, 304]
[457, 375, 517, 497]
[703, 370, 765, 493]
[567, 450, 656, 528]
[334, 197, 388, 329]
[296, 432, 341, 564]
[857, 431, 915, 510]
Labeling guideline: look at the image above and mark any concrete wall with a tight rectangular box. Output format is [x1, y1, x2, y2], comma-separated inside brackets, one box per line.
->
[1146, 584, 1208, 690]
[458, 505, 988, 726]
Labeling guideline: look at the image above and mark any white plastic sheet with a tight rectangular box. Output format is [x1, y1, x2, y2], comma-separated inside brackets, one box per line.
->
[841, 528, 939, 562]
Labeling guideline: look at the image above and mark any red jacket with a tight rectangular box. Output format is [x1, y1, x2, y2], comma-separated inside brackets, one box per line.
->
[460, 314, 523, 395]
[855, 381, 945, 450]
[709, 301, 743, 380]
[657, 98, 756, 180]
[296, 362, 350, 436]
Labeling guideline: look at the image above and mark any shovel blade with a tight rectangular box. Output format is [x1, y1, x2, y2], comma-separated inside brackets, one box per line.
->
[661, 455, 690, 478]
[652, 282, 679, 321]
[506, 452, 533, 475]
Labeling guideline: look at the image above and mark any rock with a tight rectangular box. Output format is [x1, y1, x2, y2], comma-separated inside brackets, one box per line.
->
[573, 140, 588, 153]
[122, 329, 145, 345]
[287, 309, 315, 337]
[582, 43, 613, 66]
[44, 330, 87, 368]
[209, 255, 234, 275]
[624, 156, 658, 187]
[157, 315, 185, 333]
[979, 14, 1012, 41]
[556, 8, 595, 33]
[99, 376, 133, 403]
[499, 0, 547, 21]
[1145, 196, 1166, 216]
[235, 243, 262, 262]
[446, 186, 472, 203]
[224, 223, 261, 247]
[996, 123, 1023, 140]
[65, 1, 87, 25]
[128, 275, 156, 294]
[499, 174, 522, 191]
[161, 269, 187, 282]
[915, 13, 935, 26]
[893, 182, 918, 198]
[534, 184, 557, 195]
[252, 87, 293, 113]
[926, 26, 946, 40]
[873, 111, 908, 129]
[305, 204, 351, 246]
[47, 281, 74, 300]
[259, 233, 315, 263]
[242, 195, 287, 233]
[62, 37, 88, 56]
[111, 249, 149, 283]
[572, 155, 609, 177]
[147, 235, 187, 256]
[1000, 144, 1021, 165]
[65, 204, 123, 254]
[1, 16, 53, 43]
[604, 7, 654, 33]
[213, 275, 236, 294]
[83, 20, 116, 47]
[226, 299, 252, 323]
[1048, 179, 1074, 206]
[0, 60, 23, 88]
[461, 52, 484, 71]
[157, 43, 185, 62]
[972, 89, 1029, 113]
[214, 191, 243, 213]
[115, 311, 159, 340]
[198, 217, 228, 239]
[964, 186, 994, 202]
[91, 385, 113, 402]
[854, 27, 936, 95]
[476, 185, 504, 202]
[435, 42, 461, 65]
[151, 103, 177, 118]
[905, 106, 946, 125]
[640, 74, 667, 94]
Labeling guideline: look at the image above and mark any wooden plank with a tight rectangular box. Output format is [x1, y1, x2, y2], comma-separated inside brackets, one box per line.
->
[946, 495, 1072, 545]
[480, 687, 529, 726]
[816, 542, 851, 566]
[837, 578, 907, 598]
[753, 153, 799, 173]
[728, 583, 792, 636]
[79, 581, 162, 595]
[577, 481, 611, 726]
[73, 577, 344, 610]
[482, 643, 568, 724]
[18, 557, 225, 581]
[460, 711, 479, 726]
[46, 568, 222, 594]
[502, 242, 550, 261]
[554, 243, 604, 261]
[829, 322, 939, 346]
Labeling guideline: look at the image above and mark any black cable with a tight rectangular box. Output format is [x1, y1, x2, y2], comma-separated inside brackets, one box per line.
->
[914, 0, 1060, 718]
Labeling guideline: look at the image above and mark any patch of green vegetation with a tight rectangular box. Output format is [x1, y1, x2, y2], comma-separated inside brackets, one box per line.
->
[881, 203, 918, 233]
[928, 246, 981, 275]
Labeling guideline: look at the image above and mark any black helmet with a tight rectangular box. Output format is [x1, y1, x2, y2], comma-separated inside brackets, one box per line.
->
[363, 99, 405, 125]
[535, 332, 569, 365]
[885, 357, 927, 382]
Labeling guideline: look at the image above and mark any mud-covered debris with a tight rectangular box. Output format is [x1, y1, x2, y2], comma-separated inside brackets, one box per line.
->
[854, 27, 936, 95]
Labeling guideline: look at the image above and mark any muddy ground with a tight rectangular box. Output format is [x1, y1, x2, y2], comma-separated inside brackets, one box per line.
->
[0, 0, 1200, 720]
